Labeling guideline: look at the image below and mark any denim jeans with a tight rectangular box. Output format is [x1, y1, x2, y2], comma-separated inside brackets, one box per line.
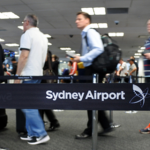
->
[22, 80, 47, 137]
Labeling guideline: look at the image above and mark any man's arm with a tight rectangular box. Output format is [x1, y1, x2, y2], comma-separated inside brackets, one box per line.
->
[130, 68, 137, 75]
[16, 50, 29, 75]
[117, 67, 123, 76]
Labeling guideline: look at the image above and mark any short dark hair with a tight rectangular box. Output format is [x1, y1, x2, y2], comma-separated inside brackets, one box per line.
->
[68, 61, 73, 66]
[76, 11, 92, 23]
[25, 14, 39, 27]
[11, 58, 16, 61]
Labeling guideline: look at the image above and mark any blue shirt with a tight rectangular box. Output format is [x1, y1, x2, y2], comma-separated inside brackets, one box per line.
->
[144, 37, 150, 76]
[80, 24, 104, 67]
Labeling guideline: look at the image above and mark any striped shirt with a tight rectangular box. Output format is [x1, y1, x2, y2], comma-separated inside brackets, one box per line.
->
[144, 37, 150, 76]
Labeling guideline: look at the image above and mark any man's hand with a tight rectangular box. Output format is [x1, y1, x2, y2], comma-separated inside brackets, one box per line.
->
[129, 72, 132, 76]
[14, 80, 21, 84]
[72, 56, 81, 63]
[144, 53, 150, 60]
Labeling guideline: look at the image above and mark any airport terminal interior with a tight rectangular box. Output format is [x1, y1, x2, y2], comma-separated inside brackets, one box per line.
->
[0, 0, 150, 150]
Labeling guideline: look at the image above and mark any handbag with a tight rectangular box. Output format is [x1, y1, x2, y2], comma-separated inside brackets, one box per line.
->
[43, 52, 55, 83]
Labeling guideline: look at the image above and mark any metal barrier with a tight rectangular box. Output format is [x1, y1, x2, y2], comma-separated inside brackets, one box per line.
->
[0, 75, 150, 150]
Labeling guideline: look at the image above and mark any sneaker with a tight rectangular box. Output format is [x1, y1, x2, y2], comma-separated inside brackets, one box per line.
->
[28, 135, 50, 145]
[0, 147, 8, 150]
[139, 123, 150, 134]
[20, 134, 33, 141]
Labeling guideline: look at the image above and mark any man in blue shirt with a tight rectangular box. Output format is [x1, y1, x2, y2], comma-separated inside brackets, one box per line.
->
[73, 12, 112, 139]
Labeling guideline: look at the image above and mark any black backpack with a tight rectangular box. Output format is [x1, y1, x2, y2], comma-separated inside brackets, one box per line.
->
[85, 30, 122, 74]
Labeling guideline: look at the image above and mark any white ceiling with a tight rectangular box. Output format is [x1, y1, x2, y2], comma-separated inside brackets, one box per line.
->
[0, 0, 149, 60]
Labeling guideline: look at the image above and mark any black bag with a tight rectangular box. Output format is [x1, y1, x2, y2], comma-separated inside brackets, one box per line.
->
[16, 109, 27, 134]
[43, 52, 55, 83]
[0, 109, 7, 130]
[85, 31, 122, 74]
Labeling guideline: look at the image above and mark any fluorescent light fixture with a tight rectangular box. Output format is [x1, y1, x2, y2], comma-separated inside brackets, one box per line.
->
[76, 53, 80, 56]
[108, 32, 124, 37]
[18, 26, 23, 30]
[48, 42, 52, 46]
[81, 8, 94, 15]
[15, 52, 18, 54]
[94, 7, 106, 15]
[69, 50, 75, 53]
[60, 60, 63, 62]
[141, 47, 145, 50]
[15, 55, 19, 57]
[108, 33, 116, 37]
[44, 34, 51, 38]
[60, 47, 71, 50]
[137, 50, 144, 53]
[98, 23, 108, 28]
[0, 12, 19, 19]
[5, 43, 19, 47]
[134, 56, 140, 58]
[116, 32, 124, 37]
[0, 38, 4, 42]
[90, 23, 99, 28]
[135, 53, 141, 56]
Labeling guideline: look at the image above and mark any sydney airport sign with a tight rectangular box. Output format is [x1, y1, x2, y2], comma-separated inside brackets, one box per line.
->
[0, 83, 150, 110]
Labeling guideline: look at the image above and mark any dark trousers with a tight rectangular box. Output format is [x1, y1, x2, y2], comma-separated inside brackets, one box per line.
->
[39, 110, 58, 125]
[83, 65, 110, 135]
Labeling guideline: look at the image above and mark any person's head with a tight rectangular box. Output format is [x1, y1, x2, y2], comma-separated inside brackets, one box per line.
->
[128, 59, 134, 65]
[11, 57, 16, 63]
[6, 64, 9, 68]
[119, 58, 123, 64]
[130, 56, 135, 61]
[68, 61, 73, 67]
[147, 19, 150, 33]
[52, 54, 58, 62]
[76, 12, 91, 30]
[23, 14, 39, 32]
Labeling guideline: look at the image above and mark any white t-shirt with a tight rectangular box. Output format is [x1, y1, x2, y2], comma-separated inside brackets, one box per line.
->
[19, 27, 48, 76]
[120, 62, 127, 76]
[129, 63, 137, 76]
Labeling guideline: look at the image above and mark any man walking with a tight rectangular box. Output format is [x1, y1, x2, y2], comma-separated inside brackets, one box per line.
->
[14, 14, 50, 145]
[73, 12, 112, 139]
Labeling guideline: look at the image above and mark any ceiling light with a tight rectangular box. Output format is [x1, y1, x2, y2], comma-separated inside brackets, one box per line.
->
[141, 47, 145, 50]
[116, 32, 124, 37]
[134, 56, 140, 58]
[94, 7, 106, 15]
[44, 34, 51, 38]
[15, 55, 19, 57]
[134, 53, 141, 56]
[108, 33, 116, 37]
[18, 26, 23, 30]
[91, 23, 99, 28]
[0, 12, 19, 19]
[60, 47, 71, 50]
[69, 50, 75, 53]
[98, 23, 108, 28]
[15, 52, 18, 54]
[5, 43, 19, 47]
[137, 50, 144, 53]
[0, 38, 5, 42]
[81, 8, 94, 15]
[60, 60, 63, 62]
[76, 53, 80, 56]
[48, 42, 52, 46]
[108, 32, 124, 37]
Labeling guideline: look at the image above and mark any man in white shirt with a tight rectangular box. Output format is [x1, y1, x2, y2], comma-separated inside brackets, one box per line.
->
[14, 14, 50, 145]
[117, 59, 127, 77]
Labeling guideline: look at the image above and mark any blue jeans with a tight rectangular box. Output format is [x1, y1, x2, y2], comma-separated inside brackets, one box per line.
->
[22, 80, 47, 137]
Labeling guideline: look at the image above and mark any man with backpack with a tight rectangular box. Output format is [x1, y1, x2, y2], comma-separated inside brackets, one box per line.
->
[73, 12, 113, 139]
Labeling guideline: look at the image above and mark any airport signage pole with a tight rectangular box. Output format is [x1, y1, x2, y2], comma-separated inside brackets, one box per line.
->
[92, 74, 98, 150]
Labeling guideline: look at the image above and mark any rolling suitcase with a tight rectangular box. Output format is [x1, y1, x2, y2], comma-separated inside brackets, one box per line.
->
[16, 109, 27, 134]
[0, 109, 7, 130]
